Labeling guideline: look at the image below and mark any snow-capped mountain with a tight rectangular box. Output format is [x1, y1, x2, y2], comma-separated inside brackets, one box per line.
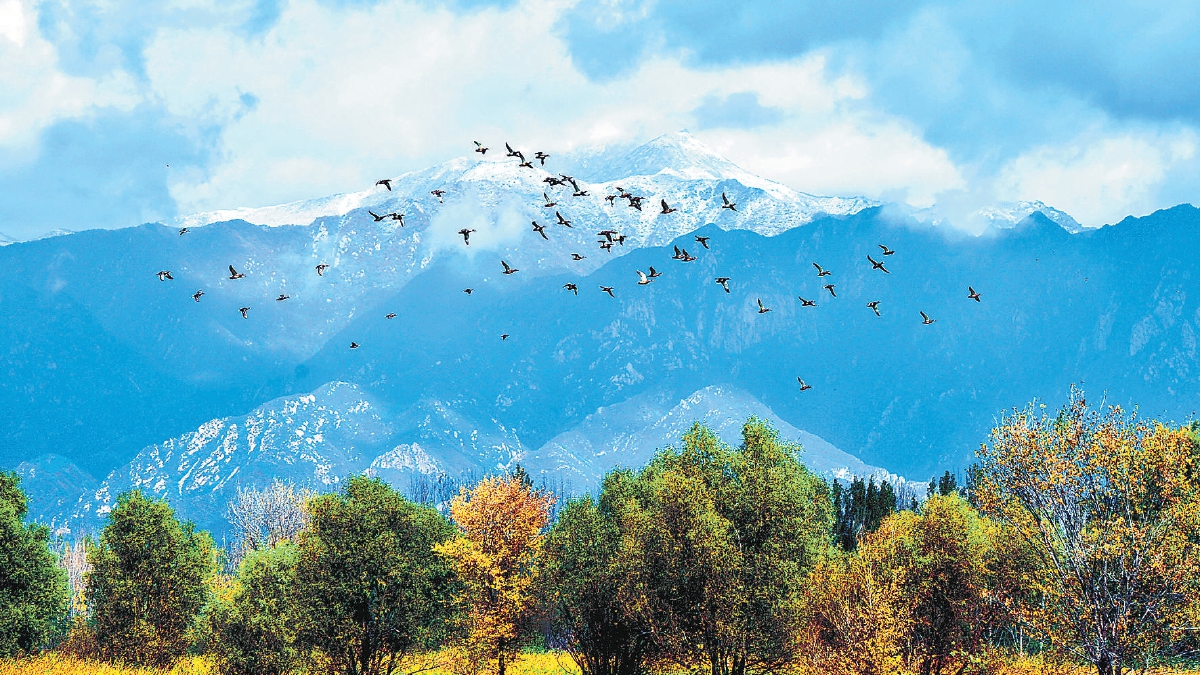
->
[913, 200, 1083, 233]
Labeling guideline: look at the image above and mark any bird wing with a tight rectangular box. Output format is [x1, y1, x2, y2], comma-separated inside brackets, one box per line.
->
[638, 271, 648, 283]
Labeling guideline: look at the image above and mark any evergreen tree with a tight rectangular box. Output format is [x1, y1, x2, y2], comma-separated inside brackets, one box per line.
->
[210, 542, 302, 675]
[86, 490, 216, 666]
[0, 471, 69, 656]
[832, 475, 899, 551]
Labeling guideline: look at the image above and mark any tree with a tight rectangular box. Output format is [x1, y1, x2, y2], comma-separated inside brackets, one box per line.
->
[833, 476, 899, 551]
[0, 471, 70, 656]
[295, 475, 457, 675]
[976, 389, 1200, 675]
[618, 418, 833, 675]
[540, 489, 656, 675]
[225, 479, 311, 568]
[436, 474, 555, 675]
[210, 542, 302, 675]
[801, 552, 905, 675]
[86, 490, 216, 666]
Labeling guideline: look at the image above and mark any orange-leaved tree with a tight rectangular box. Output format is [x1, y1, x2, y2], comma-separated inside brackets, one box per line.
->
[436, 473, 555, 675]
[976, 388, 1200, 675]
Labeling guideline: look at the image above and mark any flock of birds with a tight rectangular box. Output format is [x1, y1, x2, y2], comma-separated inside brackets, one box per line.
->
[156, 140, 985, 391]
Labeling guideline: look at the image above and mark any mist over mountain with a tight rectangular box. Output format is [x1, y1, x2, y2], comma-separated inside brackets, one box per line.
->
[2, 132, 1198, 534]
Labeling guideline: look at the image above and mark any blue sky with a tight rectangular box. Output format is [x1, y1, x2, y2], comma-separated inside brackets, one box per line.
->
[1, 0, 1197, 240]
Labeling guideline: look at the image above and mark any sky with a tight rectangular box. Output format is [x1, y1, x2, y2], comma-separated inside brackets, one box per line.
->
[1, 0, 1198, 241]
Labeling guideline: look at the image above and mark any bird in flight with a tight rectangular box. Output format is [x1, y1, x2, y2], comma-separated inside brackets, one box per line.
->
[276, 294, 289, 302]
[721, 192, 737, 211]
[535, 151, 550, 165]
[500, 334, 509, 340]
[458, 228, 475, 245]
[316, 264, 330, 276]
[866, 300, 881, 316]
[156, 270, 173, 281]
[369, 210, 388, 222]
[463, 288, 474, 295]
[431, 189, 445, 202]
[474, 141, 488, 154]
[757, 298, 771, 314]
[605, 194, 616, 206]
[390, 213, 405, 226]
[178, 227, 189, 236]
[501, 260, 519, 275]
[518, 159, 534, 169]
[505, 142, 523, 161]
[375, 179, 392, 191]
[920, 311, 936, 325]
[192, 290, 204, 302]
[813, 263, 831, 277]
[563, 283, 578, 295]
[715, 277, 731, 293]
[543, 192, 556, 208]
[879, 244, 895, 256]
[239, 307, 250, 319]
[660, 199, 677, 214]
[968, 286, 981, 302]
[350, 342, 360, 349]
[637, 270, 650, 285]
[647, 266, 662, 278]
[627, 196, 643, 211]
[573, 188, 589, 197]
[532, 221, 548, 240]
[799, 296, 817, 307]
[385, 313, 397, 319]
[598, 229, 617, 242]
[797, 377, 812, 391]
[823, 283, 837, 297]
[228, 265, 246, 280]
[556, 211, 572, 228]
[694, 235, 710, 249]
[867, 254, 889, 274]
[600, 285, 615, 297]
[571, 253, 586, 261]
[679, 247, 697, 262]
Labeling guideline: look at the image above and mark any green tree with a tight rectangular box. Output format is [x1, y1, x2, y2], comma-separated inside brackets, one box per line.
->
[86, 490, 217, 666]
[618, 418, 832, 675]
[211, 542, 301, 675]
[833, 476, 899, 551]
[0, 471, 70, 656]
[295, 475, 458, 675]
[540, 488, 656, 675]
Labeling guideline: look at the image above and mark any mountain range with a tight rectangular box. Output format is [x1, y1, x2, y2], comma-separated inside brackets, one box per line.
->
[3, 131, 1198, 536]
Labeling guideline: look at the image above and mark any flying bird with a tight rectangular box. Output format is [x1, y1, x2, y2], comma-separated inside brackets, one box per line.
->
[660, 199, 677, 214]
[715, 277, 731, 293]
[600, 285, 615, 297]
[500, 334, 509, 340]
[813, 263, 831, 277]
[532, 221, 548, 239]
[799, 296, 817, 307]
[797, 377, 812, 391]
[757, 298, 771, 314]
[316, 264, 330, 276]
[385, 313, 397, 319]
[556, 211, 572, 228]
[463, 288, 474, 295]
[535, 151, 549, 165]
[921, 311, 936, 325]
[879, 244, 895, 256]
[192, 290, 204, 302]
[228, 265, 245, 280]
[276, 294, 289, 301]
[647, 266, 662, 278]
[571, 253, 586, 261]
[369, 210, 387, 222]
[627, 196, 643, 211]
[518, 160, 533, 169]
[501, 260, 519, 275]
[637, 270, 650, 285]
[474, 141, 488, 154]
[694, 235, 710, 249]
[968, 286, 982, 302]
[721, 192, 737, 211]
[350, 342, 360, 349]
[823, 283, 836, 297]
[505, 142, 523, 160]
[458, 228, 475, 245]
[867, 254, 889, 274]
[563, 283, 578, 295]
[543, 192, 557, 208]
[431, 189, 446, 202]
[375, 179, 392, 191]
[605, 195, 616, 205]
[239, 307, 250, 319]
[156, 270, 173, 281]
[866, 300, 881, 316]
[390, 213, 405, 226]
[178, 227, 189, 235]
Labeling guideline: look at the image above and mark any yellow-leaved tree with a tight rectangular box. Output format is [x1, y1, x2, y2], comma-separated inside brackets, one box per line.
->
[976, 388, 1200, 675]
[436, 473, 555, 675]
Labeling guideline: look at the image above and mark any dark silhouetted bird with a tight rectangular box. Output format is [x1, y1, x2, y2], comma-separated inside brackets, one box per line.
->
[879, 244, 895, 256]
[813, 263, 831, 277]
[375, 179, 392, 191]
[239, 307, 250, 319]
[276, 294, 289, 301]
[501, 260, 519, 275]
[556, 211, 572, 228]
[824, 283, 836, 297]
[369, 210, 387, 222]
[660, 199, 676, 214]
[535, 151, 549, 165]
[605, 195, 616, 205]
[627, 196, 643, 211]
[715, 277, 730, 293]
[543, 192, 556, 208]
[228, 265, 245, 280]
[647, 266, 662, 278]
[178, 227, 189, 235]
[518, 160, 533, 169]
[350, 341, 360, 349]
[799, 296, 816, 307]
[694, 235, 710, 249]
[600, 285, 615, 297]
[721, 192, 737, 211]
[563, 283, 578, 295]
[867, 300, 881, 316]
[867, 254, 889, 273]
[458, 228, 475, 245]
[390, 213, 405, 226]
[532, 221, 548, 239]
[921, 311, 936, 325]
[474, 141, 488, 154]
[757, 298, 771, 314]
[500, 334, 509, 340]
[157, 270, 173, 281]
[316, 263, 330, 276]
[968, 286, 981, 302]
[463, 288, 474, 295]
[386, 313, 397, 319]
[571, 253, 586, 261]
[598, 229, 617, 242]
[797, 377, 812, 391]
[431, 189, 445, 202]
[192, 290, 204, 302]
[505, 142, 524, 161]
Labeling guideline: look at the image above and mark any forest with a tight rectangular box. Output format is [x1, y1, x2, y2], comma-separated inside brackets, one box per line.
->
[1, 388, 1199, 675]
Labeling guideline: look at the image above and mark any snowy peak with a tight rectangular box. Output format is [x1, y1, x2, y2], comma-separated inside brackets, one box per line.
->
[616, 130, 750, 182]
[976, 200, 1082, 233]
